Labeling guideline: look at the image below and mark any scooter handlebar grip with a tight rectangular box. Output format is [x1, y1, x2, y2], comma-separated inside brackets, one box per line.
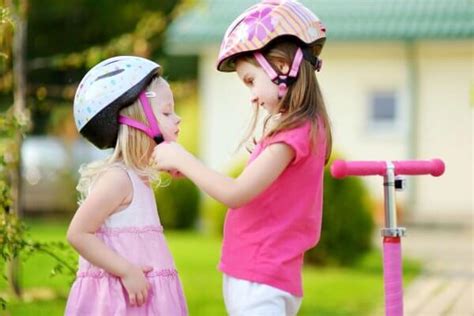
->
[330, 159, 445, 178]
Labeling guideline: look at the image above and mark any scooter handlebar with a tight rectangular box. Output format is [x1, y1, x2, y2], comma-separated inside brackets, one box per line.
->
[330, 159, 445, 179]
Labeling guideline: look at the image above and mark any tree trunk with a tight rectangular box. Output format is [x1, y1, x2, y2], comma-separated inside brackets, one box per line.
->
[7, 0, 28, 298]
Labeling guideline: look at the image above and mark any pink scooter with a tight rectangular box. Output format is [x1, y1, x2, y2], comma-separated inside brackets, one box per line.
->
[331, 159, 445, 316]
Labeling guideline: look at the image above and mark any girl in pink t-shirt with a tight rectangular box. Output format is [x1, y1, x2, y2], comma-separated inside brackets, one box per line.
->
[152, 0, 332, 314]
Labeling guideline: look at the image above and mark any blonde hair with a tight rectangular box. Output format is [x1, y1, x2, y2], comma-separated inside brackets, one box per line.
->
[76, 77, 165, 204]
[238, 41, 332, 164]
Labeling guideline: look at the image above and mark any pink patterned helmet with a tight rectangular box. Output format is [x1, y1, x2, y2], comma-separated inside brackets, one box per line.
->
[216, 0, 326, 73]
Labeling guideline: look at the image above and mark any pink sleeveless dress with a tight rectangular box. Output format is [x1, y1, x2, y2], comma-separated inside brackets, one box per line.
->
[65, 166, 188, 315]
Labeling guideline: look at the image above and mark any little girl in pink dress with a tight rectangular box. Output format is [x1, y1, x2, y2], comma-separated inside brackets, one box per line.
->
[66, 165, 187, 315]
[65, 56, 187, 315]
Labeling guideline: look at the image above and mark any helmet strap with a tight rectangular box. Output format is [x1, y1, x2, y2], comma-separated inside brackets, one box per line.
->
[301, 47, 323, 72]
[117, 90, 164, 144]
[254, 47, 304, 99]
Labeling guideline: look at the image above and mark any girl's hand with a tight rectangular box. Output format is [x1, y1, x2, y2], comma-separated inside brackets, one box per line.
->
[151, 142, 189, 172]
[120, 265, 153, 307]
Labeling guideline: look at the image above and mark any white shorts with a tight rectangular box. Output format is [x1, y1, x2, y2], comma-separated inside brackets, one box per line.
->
[223, 274, 302, 316]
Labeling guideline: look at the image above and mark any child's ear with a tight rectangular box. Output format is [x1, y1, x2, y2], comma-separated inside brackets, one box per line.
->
[275, 61, 290, 74]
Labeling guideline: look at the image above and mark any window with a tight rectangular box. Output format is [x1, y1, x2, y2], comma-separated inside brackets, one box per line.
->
[368, 91, 399, 132]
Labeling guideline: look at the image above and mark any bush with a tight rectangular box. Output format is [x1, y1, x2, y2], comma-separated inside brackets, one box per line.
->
[154, 177, 200, 230]
[305, 159, 375, 266]
[201, 160, 245, 236]
[202, 156, 375, 266]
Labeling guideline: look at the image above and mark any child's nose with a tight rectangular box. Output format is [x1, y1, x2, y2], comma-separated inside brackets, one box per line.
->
[250, 95, 258, 105]
[175, 115, 181, 125]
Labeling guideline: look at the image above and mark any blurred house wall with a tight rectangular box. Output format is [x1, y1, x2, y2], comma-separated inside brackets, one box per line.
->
[415, 41, 472, 222]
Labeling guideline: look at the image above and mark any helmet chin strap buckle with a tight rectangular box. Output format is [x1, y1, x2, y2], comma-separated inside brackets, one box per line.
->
[277, 83, 287, 99]
[275, 76, 296, 99]
[254, 48, 303, 99]
[154, 135, 165, 144]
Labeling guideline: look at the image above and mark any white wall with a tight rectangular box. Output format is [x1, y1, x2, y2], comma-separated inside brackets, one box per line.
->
[318, 42, 410, 201]
[199, 46, 251, 171]
[320, 42, 410, 158]
[415, 41, 473, 221]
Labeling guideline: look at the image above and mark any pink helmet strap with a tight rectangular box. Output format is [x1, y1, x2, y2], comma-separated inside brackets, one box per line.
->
[254, 51, 278, 81]
[118, 91, 164, 144]
[254, 47, 304, 99]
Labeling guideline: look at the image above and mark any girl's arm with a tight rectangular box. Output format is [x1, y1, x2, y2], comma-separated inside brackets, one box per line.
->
[67, 168, 151, 306]
[153, 142, 295, 208]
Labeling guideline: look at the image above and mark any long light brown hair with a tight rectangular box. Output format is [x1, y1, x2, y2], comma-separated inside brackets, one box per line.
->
[238, 41, 332, 164]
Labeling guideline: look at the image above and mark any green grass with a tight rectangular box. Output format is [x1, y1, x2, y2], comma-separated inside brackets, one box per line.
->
[1, 220, 420, 315]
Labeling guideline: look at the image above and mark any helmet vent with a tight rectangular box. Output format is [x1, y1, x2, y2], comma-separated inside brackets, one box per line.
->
[95, 69, 124, 81]
[103, 59, 121, 66]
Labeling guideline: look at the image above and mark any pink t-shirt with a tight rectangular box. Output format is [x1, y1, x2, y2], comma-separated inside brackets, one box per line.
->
[219, 120, 327, 297]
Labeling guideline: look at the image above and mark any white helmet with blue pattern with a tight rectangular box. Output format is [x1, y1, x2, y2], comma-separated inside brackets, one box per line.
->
[73, 56, 161, 149]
